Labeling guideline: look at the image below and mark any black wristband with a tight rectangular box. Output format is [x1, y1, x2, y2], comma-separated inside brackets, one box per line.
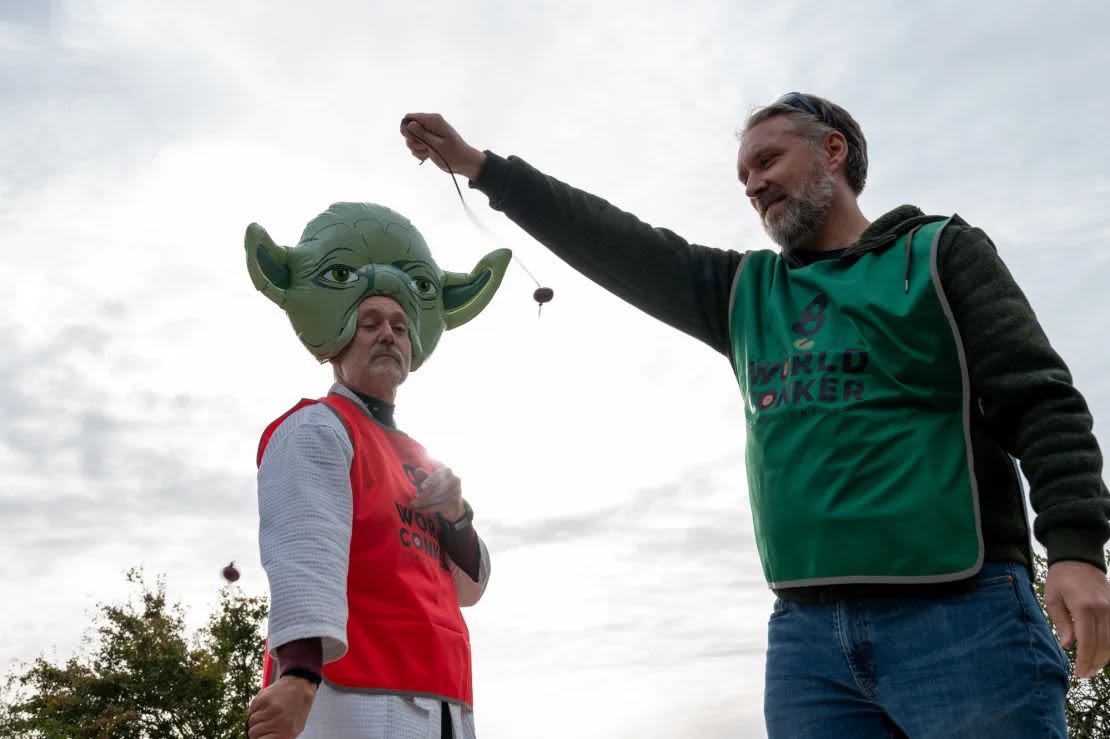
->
[280, 667, 322, 686]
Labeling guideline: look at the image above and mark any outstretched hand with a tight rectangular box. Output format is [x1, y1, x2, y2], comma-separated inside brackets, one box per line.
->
[1044, 560, 1110, 678]
[400, 113, 487, 181]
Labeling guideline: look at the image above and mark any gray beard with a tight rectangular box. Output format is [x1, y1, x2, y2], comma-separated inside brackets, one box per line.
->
[763, 165, 836, 251]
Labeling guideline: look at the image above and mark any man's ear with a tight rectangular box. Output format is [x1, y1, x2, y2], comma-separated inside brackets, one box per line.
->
[245, 223, 291, 307]
[442, 248, 512, 329]
[824, 130, 848, 174]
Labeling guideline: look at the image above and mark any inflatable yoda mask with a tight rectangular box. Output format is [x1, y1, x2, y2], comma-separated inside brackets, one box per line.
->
[245, 202, 510, 370]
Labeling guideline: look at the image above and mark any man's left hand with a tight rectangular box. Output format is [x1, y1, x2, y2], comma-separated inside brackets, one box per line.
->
[1044, 560, 1110, 678]
[247, 675, 317, 738]
[411, 467, 466, 522]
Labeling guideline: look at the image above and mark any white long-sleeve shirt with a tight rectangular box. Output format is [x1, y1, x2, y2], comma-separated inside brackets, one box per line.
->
[258, 383, 490, 738]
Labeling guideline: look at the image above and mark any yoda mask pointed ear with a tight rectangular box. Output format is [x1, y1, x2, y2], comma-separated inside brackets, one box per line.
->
[244, 202, 510, 371]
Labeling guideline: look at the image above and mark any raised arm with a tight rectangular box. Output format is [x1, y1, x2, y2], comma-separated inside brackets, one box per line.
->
[400, 113, 742, 356]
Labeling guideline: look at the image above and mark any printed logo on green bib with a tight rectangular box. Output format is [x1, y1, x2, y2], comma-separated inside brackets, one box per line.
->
[729, 220, 983, 588]
[749, 292, 871, 411]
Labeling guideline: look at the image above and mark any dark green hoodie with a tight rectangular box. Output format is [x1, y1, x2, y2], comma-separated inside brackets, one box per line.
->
[471, 152, 1110, 602]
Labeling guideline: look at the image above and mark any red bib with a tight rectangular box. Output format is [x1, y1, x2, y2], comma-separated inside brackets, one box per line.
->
[258, 394, 473, 707]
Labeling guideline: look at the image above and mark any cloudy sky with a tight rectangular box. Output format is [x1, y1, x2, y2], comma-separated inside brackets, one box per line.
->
[2, 1, 1109, 736]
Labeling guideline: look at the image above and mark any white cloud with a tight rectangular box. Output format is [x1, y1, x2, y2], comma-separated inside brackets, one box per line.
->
[2, 1, 1108, 736]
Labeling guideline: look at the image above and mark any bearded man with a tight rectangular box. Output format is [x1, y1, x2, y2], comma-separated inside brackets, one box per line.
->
[399, 96, 1110, 738]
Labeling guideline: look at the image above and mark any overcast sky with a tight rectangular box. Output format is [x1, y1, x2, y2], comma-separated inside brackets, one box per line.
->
[2, 1, 1109, 736]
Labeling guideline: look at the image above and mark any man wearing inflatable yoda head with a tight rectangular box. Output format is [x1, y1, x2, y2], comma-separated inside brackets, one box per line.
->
[245, 202, 510, 739]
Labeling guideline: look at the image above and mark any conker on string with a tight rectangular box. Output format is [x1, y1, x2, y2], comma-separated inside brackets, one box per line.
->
[404, 122, 553, 315]
[222, 562, 240, 583]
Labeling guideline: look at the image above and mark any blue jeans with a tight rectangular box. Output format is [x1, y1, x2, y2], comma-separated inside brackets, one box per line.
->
[764, 562, 1071, 738]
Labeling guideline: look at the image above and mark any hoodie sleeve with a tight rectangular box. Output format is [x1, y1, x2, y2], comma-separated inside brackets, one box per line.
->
[470, 152, 743, 356]
[938, 224, 1110, 569]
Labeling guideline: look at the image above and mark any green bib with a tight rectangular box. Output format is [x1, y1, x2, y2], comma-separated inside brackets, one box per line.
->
[729, 219, 983, 588]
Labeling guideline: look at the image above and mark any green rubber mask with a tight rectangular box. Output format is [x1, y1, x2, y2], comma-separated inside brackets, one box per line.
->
[245, 202, 511, 370]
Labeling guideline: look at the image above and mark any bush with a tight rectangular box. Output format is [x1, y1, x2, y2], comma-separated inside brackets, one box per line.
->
[0, 569, 267, 739]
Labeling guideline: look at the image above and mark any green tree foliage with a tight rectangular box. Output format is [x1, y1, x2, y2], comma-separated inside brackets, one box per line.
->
[0, 569, 267, 738]
[1034, 554, 1110, 738]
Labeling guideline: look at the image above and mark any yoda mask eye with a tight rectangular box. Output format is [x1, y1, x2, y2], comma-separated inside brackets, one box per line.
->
[245, 202, 511, 371]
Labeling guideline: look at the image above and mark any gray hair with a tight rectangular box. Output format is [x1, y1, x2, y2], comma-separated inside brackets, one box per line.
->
[741, 93, 868, 195]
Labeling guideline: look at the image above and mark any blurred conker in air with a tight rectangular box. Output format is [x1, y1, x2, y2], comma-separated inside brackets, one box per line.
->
[533, 287, 554, 315]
